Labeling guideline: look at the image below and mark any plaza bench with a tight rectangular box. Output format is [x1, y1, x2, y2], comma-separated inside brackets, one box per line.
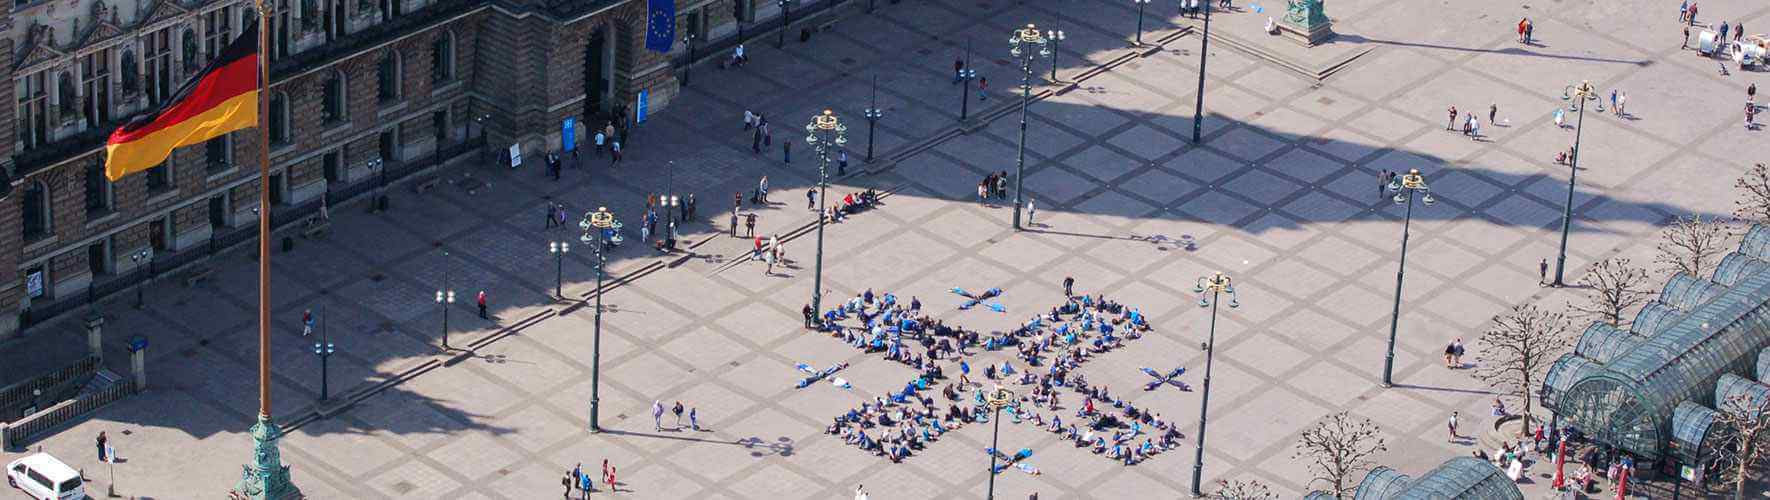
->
[182, 266, 214, 287]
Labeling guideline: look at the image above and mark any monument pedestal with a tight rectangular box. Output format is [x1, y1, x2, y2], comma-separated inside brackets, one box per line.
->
[1278, 19, 1335, 46]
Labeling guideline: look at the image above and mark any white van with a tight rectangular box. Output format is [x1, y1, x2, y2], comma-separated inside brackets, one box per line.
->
[6, 453, 85, 499]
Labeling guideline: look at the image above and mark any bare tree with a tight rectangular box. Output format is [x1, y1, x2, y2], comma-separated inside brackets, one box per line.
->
[1567, 257, 1652, 327]
[1712, 393, 1770, 500]
[1473, 304, 1572, 438]
[1292, 411, 1387, 498]
[1655, 214, 1731, 278]
[1214, 479, 1278, 500]
[1735, 163, 1770, 225]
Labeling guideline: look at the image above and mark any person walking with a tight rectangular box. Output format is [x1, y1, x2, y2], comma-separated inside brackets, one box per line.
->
[1616, 91, 1627, 117]
[572, 463, 584, 498]
[1680, 0, 1689, 23]
[579, 471, 593, 498]
[1448, 411, 1459, 442]
[838, 149, 849, 175]
[759, 176, 770, 203]
[1063, 276, 1075, 297]
[610, 141, 622, 167]
[978, 182, 989, 203]
[1469, 115, 1481, 139]
[1378, 169, 1390, 199]
[978, 76, 989, 101]
[1749, 82, 1757, 105]
[745, 213, 757, 237]
[652, 400, 665, 431]
[744, 109, 755, 130]
[546, 203, 558, 228]
[477, 290, 489, 319]
[753, 235, 764, 260]
[1488, 104, 1497, 125]
[1688, 2, 1698, 26]
[752, 127, 763, 154]
[563, 471, 574, 498]
[1446, 105, 1457, 130]
[807, 189, 817, 211]
[97, 431, 108, 462]
[1684, 24, 1692, 49]
[1719, 21, 1730, 47]
[689, 406, 700, 431]
[1538, 258, 1549, 285]
[1452, 338, 1465, 367]
[595, 130, 606, 156]
[1444, 340, 1457, 368]
[302, 309, 314, 337]
[784, 139, 792, 164]
[953, 57, 965, 84]
[1026, 197, 1037, 225]
[730, 210, 740, 237]
[1554, 107, 1565, 129]
[996, 171, 1008, 199]
[672, 401, 685, 428]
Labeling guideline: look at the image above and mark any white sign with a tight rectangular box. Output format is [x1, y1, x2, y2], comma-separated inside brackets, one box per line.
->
[25, 270, 43, 298]
[509, 143, 523, 168]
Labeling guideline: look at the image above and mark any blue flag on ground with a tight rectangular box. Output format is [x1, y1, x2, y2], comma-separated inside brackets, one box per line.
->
[646, 0, 676, 53]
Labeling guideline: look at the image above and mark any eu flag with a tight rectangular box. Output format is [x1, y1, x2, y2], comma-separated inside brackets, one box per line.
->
[646, 0, 676, 53]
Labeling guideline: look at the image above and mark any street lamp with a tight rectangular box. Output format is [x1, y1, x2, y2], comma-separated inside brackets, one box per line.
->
[1381, 168, 1435, 388]
[1552, 80, 1602, 288]
[549, 241, 570, 298]
[1189, 272, 1239, 498]
[1192, 0, 1213, 143]
[129, 249, 152, 309]
[1045, 24, 1066, 82]
[1008, 24, 1050, 232]
[982, 386, 1017, 500]
[368, 157, 385, 191]
[960, 38, 977, 121]
[863, 75, 883, 163]
[581, 208, 615, 432]
[476, 113, 491, 165]
[805, 110, 847, 323]
[435, 250, 455, 351]
[777, 0, 793, 48]
[1132, 0, 1152, 46]
[310, 308, 334, 401]
[682, 32, 697, 87]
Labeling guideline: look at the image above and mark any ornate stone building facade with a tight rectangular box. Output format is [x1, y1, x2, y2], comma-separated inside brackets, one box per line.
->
[0, 0, 768, 338]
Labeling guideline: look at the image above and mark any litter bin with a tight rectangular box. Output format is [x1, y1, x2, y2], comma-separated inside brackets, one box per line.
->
[282, 236, 295, 253]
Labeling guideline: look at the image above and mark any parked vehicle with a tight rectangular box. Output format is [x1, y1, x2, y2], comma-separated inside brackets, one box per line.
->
[6, 453, 84, 499]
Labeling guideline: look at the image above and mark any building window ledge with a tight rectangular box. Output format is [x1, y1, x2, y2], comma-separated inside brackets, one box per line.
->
[431, 80, 463, 97]
[205, 166, 241, 185]
[83, 211, 119, 229]
[376, 101, 409, 119]
[22, 234, 59, 254]
[143, 189, 181, 209]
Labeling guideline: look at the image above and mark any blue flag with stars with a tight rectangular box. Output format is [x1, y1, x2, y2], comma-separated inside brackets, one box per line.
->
[646, 0, 676, 53]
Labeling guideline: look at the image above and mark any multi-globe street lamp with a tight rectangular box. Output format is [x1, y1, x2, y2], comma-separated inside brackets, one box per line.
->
[805, 110, 847, 322]
[1191, 0, 1213, 143]
[435, 250, 455, 351]
[1132, 0, 1152, 46]
[1007, 24, 1050, 231]
[1552, 80, 1602, 287]
[1189, 271, 1238, 497]
[982, 386, 1017, 500]
[581, 208, 616, 432]
[1381, 168, 1435, 388]
[310, 308, 334, 401]
[863, 75, 883, 163]
[682, 32, 697, 87]
[549, 241, 570, 298]
[129, 249, 151, 309]
[960, 39, 977, 121]
[777, 0, 793, 48]
[1046, 24, 1066, 82]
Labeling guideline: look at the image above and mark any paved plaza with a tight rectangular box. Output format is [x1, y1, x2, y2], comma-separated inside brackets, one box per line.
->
[6, 0, 1770, 498]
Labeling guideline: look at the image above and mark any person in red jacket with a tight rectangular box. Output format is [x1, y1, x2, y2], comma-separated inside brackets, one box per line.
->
[477, 290, 488, 319]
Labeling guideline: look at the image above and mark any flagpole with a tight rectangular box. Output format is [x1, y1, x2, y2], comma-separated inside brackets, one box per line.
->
[233, 1, 300, 497]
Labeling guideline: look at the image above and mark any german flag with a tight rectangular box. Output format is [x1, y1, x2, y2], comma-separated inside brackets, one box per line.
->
[105, 23, 258, 181]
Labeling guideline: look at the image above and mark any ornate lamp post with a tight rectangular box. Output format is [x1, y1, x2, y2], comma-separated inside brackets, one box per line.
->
[1552, 81, 1602, 287]
[863, 75, 883, 163]
[1189, 272, 1239, 497]
[777, 0, 793, 48]
[1380, 168, 1435, 388]
[982, 386, 1018, 500]
[1045, 24, 1065, 82]
[1191, 0, 1212, 142]
[805, 110, 847, 321]
[581, 208, 615, 432]
[549, 241, 569, 298]
[367, 157, 385, 191]
[1008, 24, 1050, 231]
[435, 250, 455, 351]
[310, 309, 334, 401]
[960, 39, 977, 121]
[129, 249, 152, 309]
[1132, 0, 1152, 46]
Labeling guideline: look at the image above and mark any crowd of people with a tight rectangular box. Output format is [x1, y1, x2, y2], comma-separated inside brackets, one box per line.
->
[809, 282, 1181, 466]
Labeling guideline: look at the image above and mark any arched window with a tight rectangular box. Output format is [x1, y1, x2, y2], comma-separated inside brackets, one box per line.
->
[120, 50, 139, 95]
[321, 69, 346, 124]
[431, 32, 453, 83]
[84, 155, 112, 216]
[269, 91, 289, 144]
[57, 72, 77, 118]
[377, 52, 400, 103]
[22, 180, 50, 240]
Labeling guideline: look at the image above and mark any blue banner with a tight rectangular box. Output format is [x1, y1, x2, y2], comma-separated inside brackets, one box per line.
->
[646, 0, 676, 53]
[562, 118, 576, 151]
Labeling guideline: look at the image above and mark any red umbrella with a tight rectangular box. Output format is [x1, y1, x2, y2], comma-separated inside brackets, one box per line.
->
[1551, 438, 1567, 489]
[1615, 465, 1630, 500]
